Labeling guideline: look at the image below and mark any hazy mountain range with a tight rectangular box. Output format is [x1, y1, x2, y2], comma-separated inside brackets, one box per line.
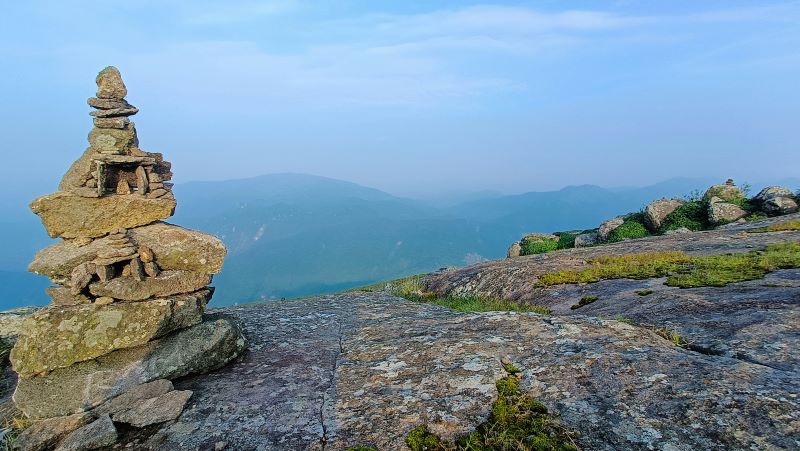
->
[1, 174, 796, 309]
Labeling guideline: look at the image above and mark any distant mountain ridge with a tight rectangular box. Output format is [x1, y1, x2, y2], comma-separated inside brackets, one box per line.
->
[1, 173, 795, 308]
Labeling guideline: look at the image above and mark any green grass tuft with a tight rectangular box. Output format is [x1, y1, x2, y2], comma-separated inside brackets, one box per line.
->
[380, 275, 552, 315]
[455, 377, 578, 451]
[570, 295, 598, 310]
[635, 289, 653, 296]
[537, 243, 800, 289]
[750, 220, 800, 233]
[406, 425, 445, 451]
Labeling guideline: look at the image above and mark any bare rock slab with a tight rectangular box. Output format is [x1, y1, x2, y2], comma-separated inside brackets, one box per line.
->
[10, 290, 209, 377]
[30, 192, 175, 239]
[135, 294, 799, 451]
[13, 316, 245, 419]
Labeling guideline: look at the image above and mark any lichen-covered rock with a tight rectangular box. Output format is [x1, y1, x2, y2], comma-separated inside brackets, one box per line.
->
[708, 200, 747, 224]
[29, 222, 226, 283]
[597, 217, 624, 241]
[703, 181, 743, 203]
[13, 316, 246, 419]
[0, 307, 37, 339]
[88, 270, 211, 301]
[643, 198, 682, 232]
[10, 290, 209, 377]
[29, 192, 176, 239]
[55, 414, 117, 451]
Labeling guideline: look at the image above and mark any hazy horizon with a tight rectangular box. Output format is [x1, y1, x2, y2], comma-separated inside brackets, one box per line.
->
[2, 0, 799, 209]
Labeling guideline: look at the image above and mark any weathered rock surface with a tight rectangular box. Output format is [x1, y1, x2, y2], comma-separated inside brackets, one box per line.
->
[115, 293, 799, 450]
[29, 222, 226, 283]
[708, 199, 747, 224]
[11, 412, 91, 451]
[597, 216, 624, 241]
[55, 414, 117, 451]
[763, 196, 799, 216]
[13, 316, 245, 419]
[573, 232, 598, 248]
[88, 270, 211, 301]
[643, 198, 682, 231]
[10, 290, 209, 377]
[29, 192, 176, 238]
[112, 389, 192, 427]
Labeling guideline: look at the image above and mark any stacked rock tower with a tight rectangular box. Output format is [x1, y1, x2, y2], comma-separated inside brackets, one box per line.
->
[10, 67, 246, 449]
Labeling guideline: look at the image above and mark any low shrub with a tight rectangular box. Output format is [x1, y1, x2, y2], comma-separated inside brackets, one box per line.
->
[606, 213, 650, 243]
[520, 236, 559, 256]
[555, 232, 578, 250]
[659, 201, 708, 233]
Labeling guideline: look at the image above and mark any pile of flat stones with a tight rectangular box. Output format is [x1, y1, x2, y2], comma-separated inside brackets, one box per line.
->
[10, 67, 246, 451]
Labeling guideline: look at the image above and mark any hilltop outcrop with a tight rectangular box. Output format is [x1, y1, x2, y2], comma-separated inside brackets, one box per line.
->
[9, 67, 245, 450]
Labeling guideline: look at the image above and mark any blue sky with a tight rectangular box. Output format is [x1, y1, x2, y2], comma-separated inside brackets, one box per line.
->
[1, 0, 799, 209]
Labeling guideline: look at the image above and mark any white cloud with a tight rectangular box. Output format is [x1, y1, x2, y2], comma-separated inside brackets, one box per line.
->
[177, 0, 298, 25]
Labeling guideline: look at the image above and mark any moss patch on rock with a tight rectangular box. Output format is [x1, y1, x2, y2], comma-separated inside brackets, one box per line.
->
[406, 373, 578, 451]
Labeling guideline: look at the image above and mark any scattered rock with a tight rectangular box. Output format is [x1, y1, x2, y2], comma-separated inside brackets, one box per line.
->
[643, 198, 682, 232]
[506, 242, 521, 258]
[597, 217, 624, 241]
[11, 413, 91, 451]
[708, 201, 747, 224]
[55, 414, 117, 451]
[573, 232, 598, 248]
[756, 188, 800, 216]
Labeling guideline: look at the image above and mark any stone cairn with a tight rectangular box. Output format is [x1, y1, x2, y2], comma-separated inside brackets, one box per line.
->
[10, 67, 246, 450]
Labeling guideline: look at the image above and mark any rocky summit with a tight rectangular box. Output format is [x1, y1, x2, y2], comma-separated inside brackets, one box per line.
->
[9, 67, 246, 450]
